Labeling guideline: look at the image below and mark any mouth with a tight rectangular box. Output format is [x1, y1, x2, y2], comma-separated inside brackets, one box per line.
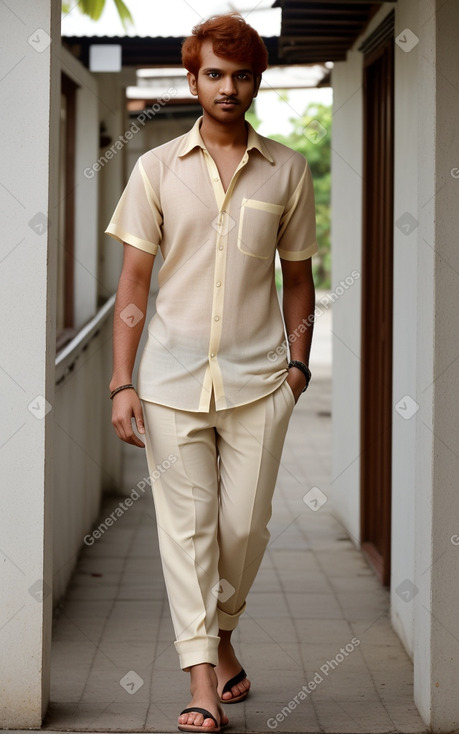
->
[216, 99, 239, 107]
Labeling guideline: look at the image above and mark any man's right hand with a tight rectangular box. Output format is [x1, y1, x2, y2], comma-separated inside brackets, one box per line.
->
[111, 388, 146, 448]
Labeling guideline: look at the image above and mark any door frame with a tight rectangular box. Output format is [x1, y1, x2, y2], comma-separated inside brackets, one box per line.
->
[359, 12, 395, 587]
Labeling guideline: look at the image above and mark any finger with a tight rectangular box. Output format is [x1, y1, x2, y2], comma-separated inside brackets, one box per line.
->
[121, 418, 145, 448]
[130, 431, 145, 448]
[134, 403, 145, 435]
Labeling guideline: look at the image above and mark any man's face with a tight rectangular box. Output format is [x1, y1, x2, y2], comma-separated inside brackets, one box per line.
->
[187, 39, 260, 123]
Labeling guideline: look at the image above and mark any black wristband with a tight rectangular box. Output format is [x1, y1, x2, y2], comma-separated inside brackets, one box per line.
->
[288, 361, 312, 392]
[110, 383, 135, 400]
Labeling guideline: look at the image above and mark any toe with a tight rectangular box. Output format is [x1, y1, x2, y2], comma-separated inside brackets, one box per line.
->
[178, 708, 224, 729]
[179, 711, 202, 727]
[237, 678, 250, 695]
[222, 676, 250, 700]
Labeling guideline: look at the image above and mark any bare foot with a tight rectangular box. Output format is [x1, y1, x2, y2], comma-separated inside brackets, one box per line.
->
[178, 663, 229, 731]
[216, 630, 251, 702]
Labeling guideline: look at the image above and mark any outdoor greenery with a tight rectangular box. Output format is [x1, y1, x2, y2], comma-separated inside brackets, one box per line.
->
[62, 0, 133, 29]
[267, 101, 332, 289]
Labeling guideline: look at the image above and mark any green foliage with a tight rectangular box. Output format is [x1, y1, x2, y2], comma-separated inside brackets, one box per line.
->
[269, 100, 332, 289]
[245, 101, 262, 132]
[62, 0, 133, 29]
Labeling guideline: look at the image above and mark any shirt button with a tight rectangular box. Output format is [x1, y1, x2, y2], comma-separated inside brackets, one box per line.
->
[214, 315, 220, 321]
[218, 245, 224, 251]
[214, 177, 219, 182]
[210, 353, 215, 358]
[216, 281, 221, 287]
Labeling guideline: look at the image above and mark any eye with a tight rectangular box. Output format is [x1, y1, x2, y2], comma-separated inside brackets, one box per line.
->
[237, 73, 249, 80]
[207, 71, 220, 79]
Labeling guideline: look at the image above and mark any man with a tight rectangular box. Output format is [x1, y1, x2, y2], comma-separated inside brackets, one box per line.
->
[106, 13, 316, 733]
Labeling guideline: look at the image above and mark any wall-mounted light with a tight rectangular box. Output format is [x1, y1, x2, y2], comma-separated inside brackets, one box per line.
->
[89, 45, 122, 72]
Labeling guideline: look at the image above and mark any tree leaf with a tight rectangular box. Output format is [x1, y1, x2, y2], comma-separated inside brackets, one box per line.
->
[79, 0, 106, 21]
[112, 0, 134, 29]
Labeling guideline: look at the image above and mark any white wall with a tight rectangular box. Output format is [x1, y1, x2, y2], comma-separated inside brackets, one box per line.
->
[0, 0, 60, 725]
[390, 0, 420, 657]
[414, 0, 436, 715]
[330, 50, 363, 545]
[414, 1, 459, 728]
[96, 70, 135, 296]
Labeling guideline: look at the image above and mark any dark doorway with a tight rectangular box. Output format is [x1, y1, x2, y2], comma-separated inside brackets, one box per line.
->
[359, 14, 395, 587]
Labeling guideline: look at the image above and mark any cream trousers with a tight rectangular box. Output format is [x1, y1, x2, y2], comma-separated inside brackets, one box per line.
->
[142, 379, 295, 670]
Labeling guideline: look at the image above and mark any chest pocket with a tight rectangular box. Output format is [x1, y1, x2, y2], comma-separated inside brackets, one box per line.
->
[237, 198, 284, 260]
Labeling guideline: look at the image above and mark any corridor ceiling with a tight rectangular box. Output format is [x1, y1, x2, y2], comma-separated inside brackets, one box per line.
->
[273, 0, 397, 63]
[63, 1, 395, 68]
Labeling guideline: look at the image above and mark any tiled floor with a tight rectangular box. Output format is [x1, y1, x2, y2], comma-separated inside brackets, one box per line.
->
[44, 304, 427, 733]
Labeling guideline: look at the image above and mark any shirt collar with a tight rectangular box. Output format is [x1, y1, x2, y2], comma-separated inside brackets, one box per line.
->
[177, 116, 274, 164]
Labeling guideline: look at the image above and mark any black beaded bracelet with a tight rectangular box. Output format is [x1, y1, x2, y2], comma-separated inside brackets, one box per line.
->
[110, 383, 135, 400]
[288, 361, 312, 392]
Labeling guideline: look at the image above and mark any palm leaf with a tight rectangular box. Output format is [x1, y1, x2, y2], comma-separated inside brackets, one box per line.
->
[112, 0, 134, 29]
[62, 0, 133, 28]
[79, 0, 106, 21]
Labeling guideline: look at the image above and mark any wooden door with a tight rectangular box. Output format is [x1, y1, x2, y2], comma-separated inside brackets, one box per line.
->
[360, 23, 394, 587]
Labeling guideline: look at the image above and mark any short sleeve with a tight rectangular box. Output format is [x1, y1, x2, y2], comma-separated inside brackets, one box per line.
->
[105, 157, 162, 255]
[276, 161, 318, 261]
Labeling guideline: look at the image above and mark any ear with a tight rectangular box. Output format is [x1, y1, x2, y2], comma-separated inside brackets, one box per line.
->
[252, 75, 262, 99]
[187, 71, 199, 97]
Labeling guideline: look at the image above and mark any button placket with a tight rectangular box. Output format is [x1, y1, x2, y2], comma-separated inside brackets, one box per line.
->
[209, 212, 226, 361]
[202, 148, 249, 397]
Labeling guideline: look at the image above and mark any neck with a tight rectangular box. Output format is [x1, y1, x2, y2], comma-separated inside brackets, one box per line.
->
[199, 114, 248, 149]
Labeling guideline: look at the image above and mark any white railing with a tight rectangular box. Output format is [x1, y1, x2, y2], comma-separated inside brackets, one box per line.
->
[53, 295, 123, 604]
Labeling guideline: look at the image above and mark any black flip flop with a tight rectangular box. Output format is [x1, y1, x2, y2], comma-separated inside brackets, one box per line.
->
[219, 667, 249, 704]
[178, 706, 227, 733]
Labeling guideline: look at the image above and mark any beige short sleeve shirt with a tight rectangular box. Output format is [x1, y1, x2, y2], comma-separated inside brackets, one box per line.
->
[106, 117, 317, 412]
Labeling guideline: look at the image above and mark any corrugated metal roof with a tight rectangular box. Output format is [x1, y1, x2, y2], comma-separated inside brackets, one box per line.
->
[62, 35, 285, 68]
[273, 0, 396, 63]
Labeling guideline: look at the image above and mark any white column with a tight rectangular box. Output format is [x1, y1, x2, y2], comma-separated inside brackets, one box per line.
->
[0, 0, 60, 726]
[330, 51, 363, 543]
[390, 0, 420, 658]
[414, 0, 459, 729]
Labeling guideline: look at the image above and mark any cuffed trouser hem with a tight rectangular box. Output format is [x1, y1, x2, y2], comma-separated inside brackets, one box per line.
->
[174, 635, 220, 671]
[217, 602, 247, 632]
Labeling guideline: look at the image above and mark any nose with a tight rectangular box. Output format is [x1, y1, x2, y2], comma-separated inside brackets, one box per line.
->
[220, 75, 237, 97]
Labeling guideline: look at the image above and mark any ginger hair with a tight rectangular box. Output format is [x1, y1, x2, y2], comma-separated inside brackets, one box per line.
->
[181, 14, 268, 78]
